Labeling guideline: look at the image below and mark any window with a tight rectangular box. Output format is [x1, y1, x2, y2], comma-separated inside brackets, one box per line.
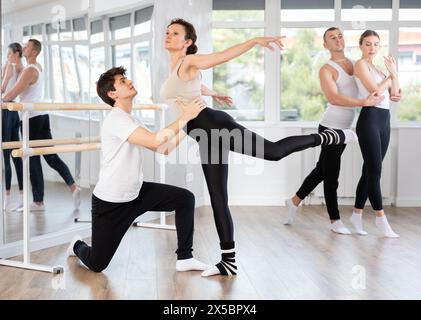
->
[23, 26, 31, 43]
[109, 14, 131, 40]
[75, 45, 89, 102]
[59, 20, 72, 41]
[280, 28, 328, 121]
[213, 28, 265, 121]
[212, 0, 265, 120]
[73, 18, 87, 41]
[91, 20, 104, 44]
[61, 46, 80, 102]
[134, 6, 153, 36]
[30, 24, 43, 41]
[399, 0, 421, 20]
[133, 41, 152, 103]
[46, 23, 58, 42]
[399, 52, 413, 66]
[90, 47, 105, 102]
[112, 43, 132, 77]
[398, 28, 421, 121]
[280, 0, 334, 22]
[51, 45, 65, 102]
[341, 0, 392, 21]
[108, 8, 153, 107]
[213, 0, 265, 21]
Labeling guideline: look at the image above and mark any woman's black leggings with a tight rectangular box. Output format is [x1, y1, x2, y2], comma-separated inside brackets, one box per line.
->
[186, 108, 321, 248]
[74, 182, 195, 272]
[2, 110, 23, 191]
[355, 107, 390, 211]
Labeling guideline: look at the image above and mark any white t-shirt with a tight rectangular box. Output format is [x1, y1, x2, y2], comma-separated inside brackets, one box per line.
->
[93, 107, 146, 202]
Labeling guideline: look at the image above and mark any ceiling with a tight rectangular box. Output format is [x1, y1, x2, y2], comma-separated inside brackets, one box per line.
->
[2, 0, 58, 15]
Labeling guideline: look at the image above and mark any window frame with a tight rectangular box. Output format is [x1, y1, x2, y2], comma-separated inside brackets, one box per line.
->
[211, 0, 421, 125]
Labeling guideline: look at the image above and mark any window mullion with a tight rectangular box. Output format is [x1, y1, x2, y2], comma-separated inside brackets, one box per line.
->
[266, 0, 280, 124]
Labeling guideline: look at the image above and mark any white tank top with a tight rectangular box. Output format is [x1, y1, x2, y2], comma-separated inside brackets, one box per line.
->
[19, 64, 47, 118]
[355, 61, 390, 110]
[320, 59, 358, 129]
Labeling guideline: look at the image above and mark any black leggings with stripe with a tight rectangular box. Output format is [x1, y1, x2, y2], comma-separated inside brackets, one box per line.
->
[186, 108, 322, 249]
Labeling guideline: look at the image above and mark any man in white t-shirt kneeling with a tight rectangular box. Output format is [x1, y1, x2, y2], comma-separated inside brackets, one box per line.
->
[67, 66, 210, 273]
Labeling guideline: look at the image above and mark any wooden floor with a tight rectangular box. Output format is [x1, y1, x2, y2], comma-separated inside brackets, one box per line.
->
[1, 202, 421, 300]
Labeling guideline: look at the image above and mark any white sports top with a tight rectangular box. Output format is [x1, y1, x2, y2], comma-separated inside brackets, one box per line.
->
[19, 64, 47, 118]
[320, 59, 358, 130]
[355, 61, 390, 110]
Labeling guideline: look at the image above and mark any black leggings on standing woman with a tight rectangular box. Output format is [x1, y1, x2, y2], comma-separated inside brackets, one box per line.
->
[2, 109, 23, 191]
[355, 107, 390, 211]
[186, 108, 341, 250]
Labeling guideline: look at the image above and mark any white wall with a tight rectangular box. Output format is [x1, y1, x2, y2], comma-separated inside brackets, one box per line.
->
[395, 127, 421, 206]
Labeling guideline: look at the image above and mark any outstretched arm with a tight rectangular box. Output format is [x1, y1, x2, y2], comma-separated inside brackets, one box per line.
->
[184, 36, 284, 71]
[201, 84, 233, 107]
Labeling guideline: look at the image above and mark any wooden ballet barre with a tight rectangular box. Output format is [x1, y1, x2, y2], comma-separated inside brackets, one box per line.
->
[2, 136, 101, 150]
[12, 143, 101, 158]
[1, 102, 167, 111]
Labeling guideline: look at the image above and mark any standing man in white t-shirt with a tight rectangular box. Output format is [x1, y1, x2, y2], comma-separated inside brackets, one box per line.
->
[3, 39, 80, 212]
[284, 27, 401, 234]
[66, 66, 211, 273]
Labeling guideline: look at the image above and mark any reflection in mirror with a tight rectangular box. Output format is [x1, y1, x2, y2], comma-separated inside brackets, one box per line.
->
[1, 0, 92, 245]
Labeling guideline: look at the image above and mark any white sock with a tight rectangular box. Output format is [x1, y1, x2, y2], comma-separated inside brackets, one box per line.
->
[176, 258, 211, 272]
[330, 220, 352, 235]
[349, 212, 368, 235]
[343, 129, 358, 144]
[29, 202, 45, 212]
[201, 248, 237, 277]
[4, 195, 11, 211]
[284, 198, 298, 225]
[375, 215, 400, 238]
[67, 235, 83, 257]
[8, 194, 23, 211]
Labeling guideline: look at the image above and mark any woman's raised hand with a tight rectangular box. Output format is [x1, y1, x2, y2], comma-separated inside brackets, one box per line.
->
[253, 36, 285, 51]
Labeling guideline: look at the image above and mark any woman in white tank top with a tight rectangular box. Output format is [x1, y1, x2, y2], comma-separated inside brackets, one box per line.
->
[352, 30, 401, 238]
[2, 43, 24, 94]
[1, 43, 25, 211]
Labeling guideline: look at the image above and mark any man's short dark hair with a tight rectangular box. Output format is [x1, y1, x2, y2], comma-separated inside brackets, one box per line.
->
[28, 39, 42, 55]
[323, 27, 340, 42]
[96, 66, 126, 107]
